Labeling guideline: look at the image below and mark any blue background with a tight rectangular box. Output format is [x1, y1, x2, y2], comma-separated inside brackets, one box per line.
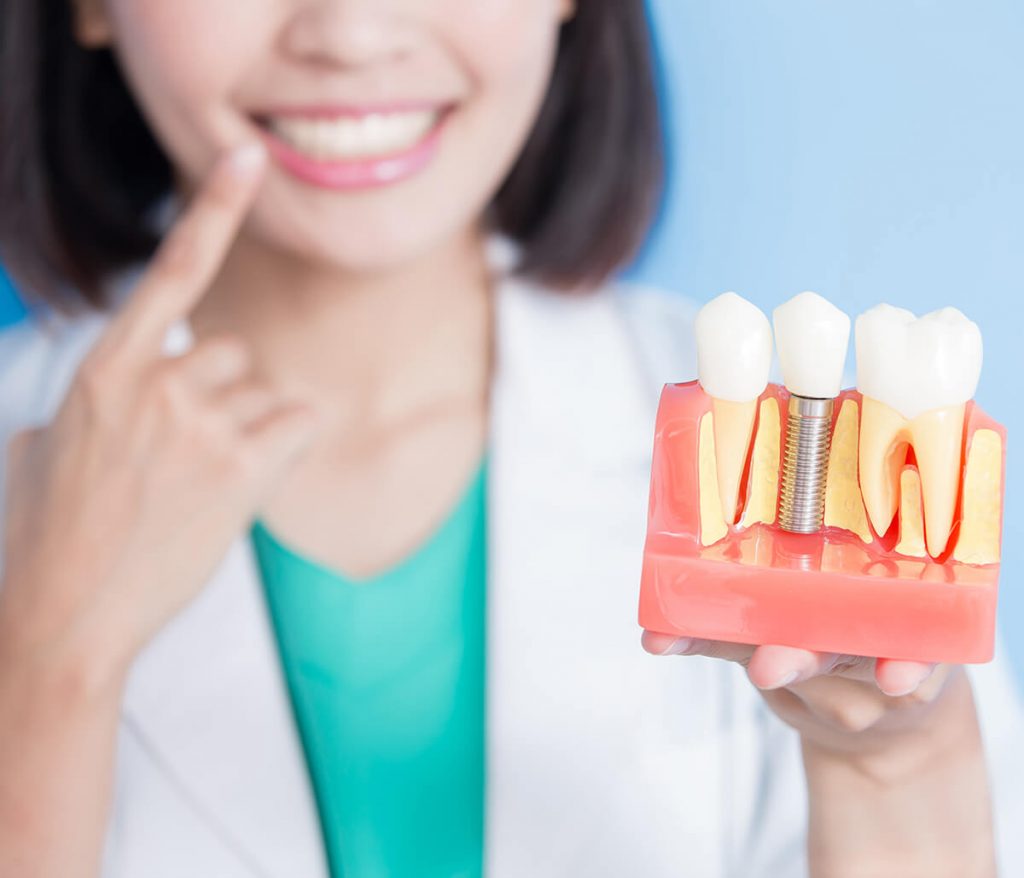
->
[2, 1, 1022, 678]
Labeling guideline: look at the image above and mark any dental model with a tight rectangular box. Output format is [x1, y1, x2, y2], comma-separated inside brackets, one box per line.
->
[773, 293, 851, 533]
[639, 293, 1005, 664]
[695, 293, 773, 525]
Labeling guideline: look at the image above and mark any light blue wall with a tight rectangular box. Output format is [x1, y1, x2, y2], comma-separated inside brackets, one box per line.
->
[632, 0, 1024, 680]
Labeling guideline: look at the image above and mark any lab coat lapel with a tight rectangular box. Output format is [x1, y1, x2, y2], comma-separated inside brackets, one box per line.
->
[485, 276, 727, 877]
[118, 321, 330, 876]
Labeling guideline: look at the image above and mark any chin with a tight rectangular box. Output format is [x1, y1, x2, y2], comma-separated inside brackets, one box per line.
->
[244, 206, 468, 279]
[243, 166, 487, 278]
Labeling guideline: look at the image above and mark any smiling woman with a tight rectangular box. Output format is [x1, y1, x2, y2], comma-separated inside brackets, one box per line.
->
[0, 1, 1022, 878]
[0, 0, 661, 311]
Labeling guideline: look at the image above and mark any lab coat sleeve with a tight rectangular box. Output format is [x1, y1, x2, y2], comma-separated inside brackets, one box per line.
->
[0, 312, 106, 575]
[969, 633, 1024, 873]
[721, 664, 808, 878]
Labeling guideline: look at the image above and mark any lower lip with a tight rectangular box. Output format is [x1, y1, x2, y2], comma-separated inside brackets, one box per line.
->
[257, 114, 445, 191]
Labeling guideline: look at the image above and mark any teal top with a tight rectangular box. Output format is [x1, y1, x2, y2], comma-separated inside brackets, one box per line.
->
[249, 457, 487, 878]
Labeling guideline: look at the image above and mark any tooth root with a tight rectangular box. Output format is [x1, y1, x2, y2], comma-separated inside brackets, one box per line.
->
[740, 398, 781, 528]
[858, 396, 910, 538]
[909, 404, 966, 558]
[698, 413, 729, 546]
[895, 466, 927, 558]
[823, 399, 873, 543]
[711, 398, 758, 525]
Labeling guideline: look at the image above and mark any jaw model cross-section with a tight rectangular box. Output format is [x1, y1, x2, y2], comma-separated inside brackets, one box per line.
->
[639, 293, 1006, 665]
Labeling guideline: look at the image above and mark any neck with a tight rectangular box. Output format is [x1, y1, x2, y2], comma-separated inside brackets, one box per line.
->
[191, 225, 494, 427]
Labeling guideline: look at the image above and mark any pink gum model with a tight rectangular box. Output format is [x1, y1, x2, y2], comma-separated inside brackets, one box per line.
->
[638, 381, 1006, 664]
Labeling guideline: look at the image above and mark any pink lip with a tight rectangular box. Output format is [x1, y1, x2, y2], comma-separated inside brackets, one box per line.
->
[257, 109, 447, 191]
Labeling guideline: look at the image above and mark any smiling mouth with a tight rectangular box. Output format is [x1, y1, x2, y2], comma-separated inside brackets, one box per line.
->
[255, 108, 446, 163]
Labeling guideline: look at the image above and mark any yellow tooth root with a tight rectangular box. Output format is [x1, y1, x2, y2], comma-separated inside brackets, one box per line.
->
[858, 397, 909, 539]
[895, 467, 927, 558]
[909, 404, 966, 559]
[740, 398, 781, 528]
[954, 429, 1003, 565]
[824, 399, 873, 543]
[711, 398, 758, 525]
[698, 413, 729, 546]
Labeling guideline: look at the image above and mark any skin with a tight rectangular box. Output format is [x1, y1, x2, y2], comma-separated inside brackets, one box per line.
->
[0, 1, 997, 876]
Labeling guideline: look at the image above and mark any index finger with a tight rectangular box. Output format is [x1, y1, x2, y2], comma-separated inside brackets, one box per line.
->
[98, 142, 267, 364]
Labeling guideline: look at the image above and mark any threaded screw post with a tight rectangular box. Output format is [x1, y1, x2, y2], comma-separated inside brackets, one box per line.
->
[778, 395, 835, 534]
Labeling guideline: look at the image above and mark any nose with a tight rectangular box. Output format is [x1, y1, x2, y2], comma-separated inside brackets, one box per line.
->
[280, 0, 418, 70]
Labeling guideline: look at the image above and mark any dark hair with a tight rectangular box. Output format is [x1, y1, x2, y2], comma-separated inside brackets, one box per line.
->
[0, 0, 664, 313]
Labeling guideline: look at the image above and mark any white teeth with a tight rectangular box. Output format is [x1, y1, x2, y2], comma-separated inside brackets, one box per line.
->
[269, 110, 439, 160]
[855, 304, 982, 420]
[772, 291, 851, 399]
[855, 304, 984, 558]
[695, 292, 773, 525]
[695, 292, 773, 403]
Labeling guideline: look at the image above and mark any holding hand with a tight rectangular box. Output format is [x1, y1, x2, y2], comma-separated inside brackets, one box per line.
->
[641, 632, 948, 752]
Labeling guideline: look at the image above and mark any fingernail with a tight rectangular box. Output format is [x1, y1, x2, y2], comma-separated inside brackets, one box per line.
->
[884, 665, 936, 697]
[763, 670, 799, 690]
[659, 637, 693, 656]
[229, 142, 267, 176]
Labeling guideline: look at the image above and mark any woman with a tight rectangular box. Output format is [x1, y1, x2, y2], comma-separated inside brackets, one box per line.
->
[0, 0, 1021, 875]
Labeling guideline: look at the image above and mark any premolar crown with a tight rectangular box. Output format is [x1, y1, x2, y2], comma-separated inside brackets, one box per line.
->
[695, 292, 773, 402]
[773, 292, 852, 533]
[695, 292, 773, 524]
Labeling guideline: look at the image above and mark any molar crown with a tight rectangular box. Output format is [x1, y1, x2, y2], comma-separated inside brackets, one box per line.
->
[855, 304, 982, 420]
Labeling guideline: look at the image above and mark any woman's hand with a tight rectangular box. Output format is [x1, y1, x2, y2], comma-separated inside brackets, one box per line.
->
[640, 632, 948, 755]
[642, 632, 997, 877]
[0, 143, 320, 689]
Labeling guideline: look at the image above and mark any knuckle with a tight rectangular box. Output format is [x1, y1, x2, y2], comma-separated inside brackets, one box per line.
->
[149, 364, 190, 413]
[821, 700, 882, 733]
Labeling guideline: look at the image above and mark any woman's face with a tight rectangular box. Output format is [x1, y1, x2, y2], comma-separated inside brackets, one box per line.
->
[77, 0, 573, 273]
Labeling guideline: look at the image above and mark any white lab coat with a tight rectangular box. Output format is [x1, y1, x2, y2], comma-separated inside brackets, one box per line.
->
[1, 262, 1023, 877]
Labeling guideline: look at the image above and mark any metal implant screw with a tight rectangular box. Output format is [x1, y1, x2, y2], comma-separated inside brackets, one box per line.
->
[778, 395, 835, 534]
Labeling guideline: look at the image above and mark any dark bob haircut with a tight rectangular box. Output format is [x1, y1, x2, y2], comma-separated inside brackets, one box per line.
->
[0, 0, 664, 314]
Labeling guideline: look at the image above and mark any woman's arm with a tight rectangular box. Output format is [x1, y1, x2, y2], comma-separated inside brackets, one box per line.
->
[801, 668, 995, 878]
[0, 609, 125, 878]
[0, 143, 319, 877]
[645, 633, 998, 876]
